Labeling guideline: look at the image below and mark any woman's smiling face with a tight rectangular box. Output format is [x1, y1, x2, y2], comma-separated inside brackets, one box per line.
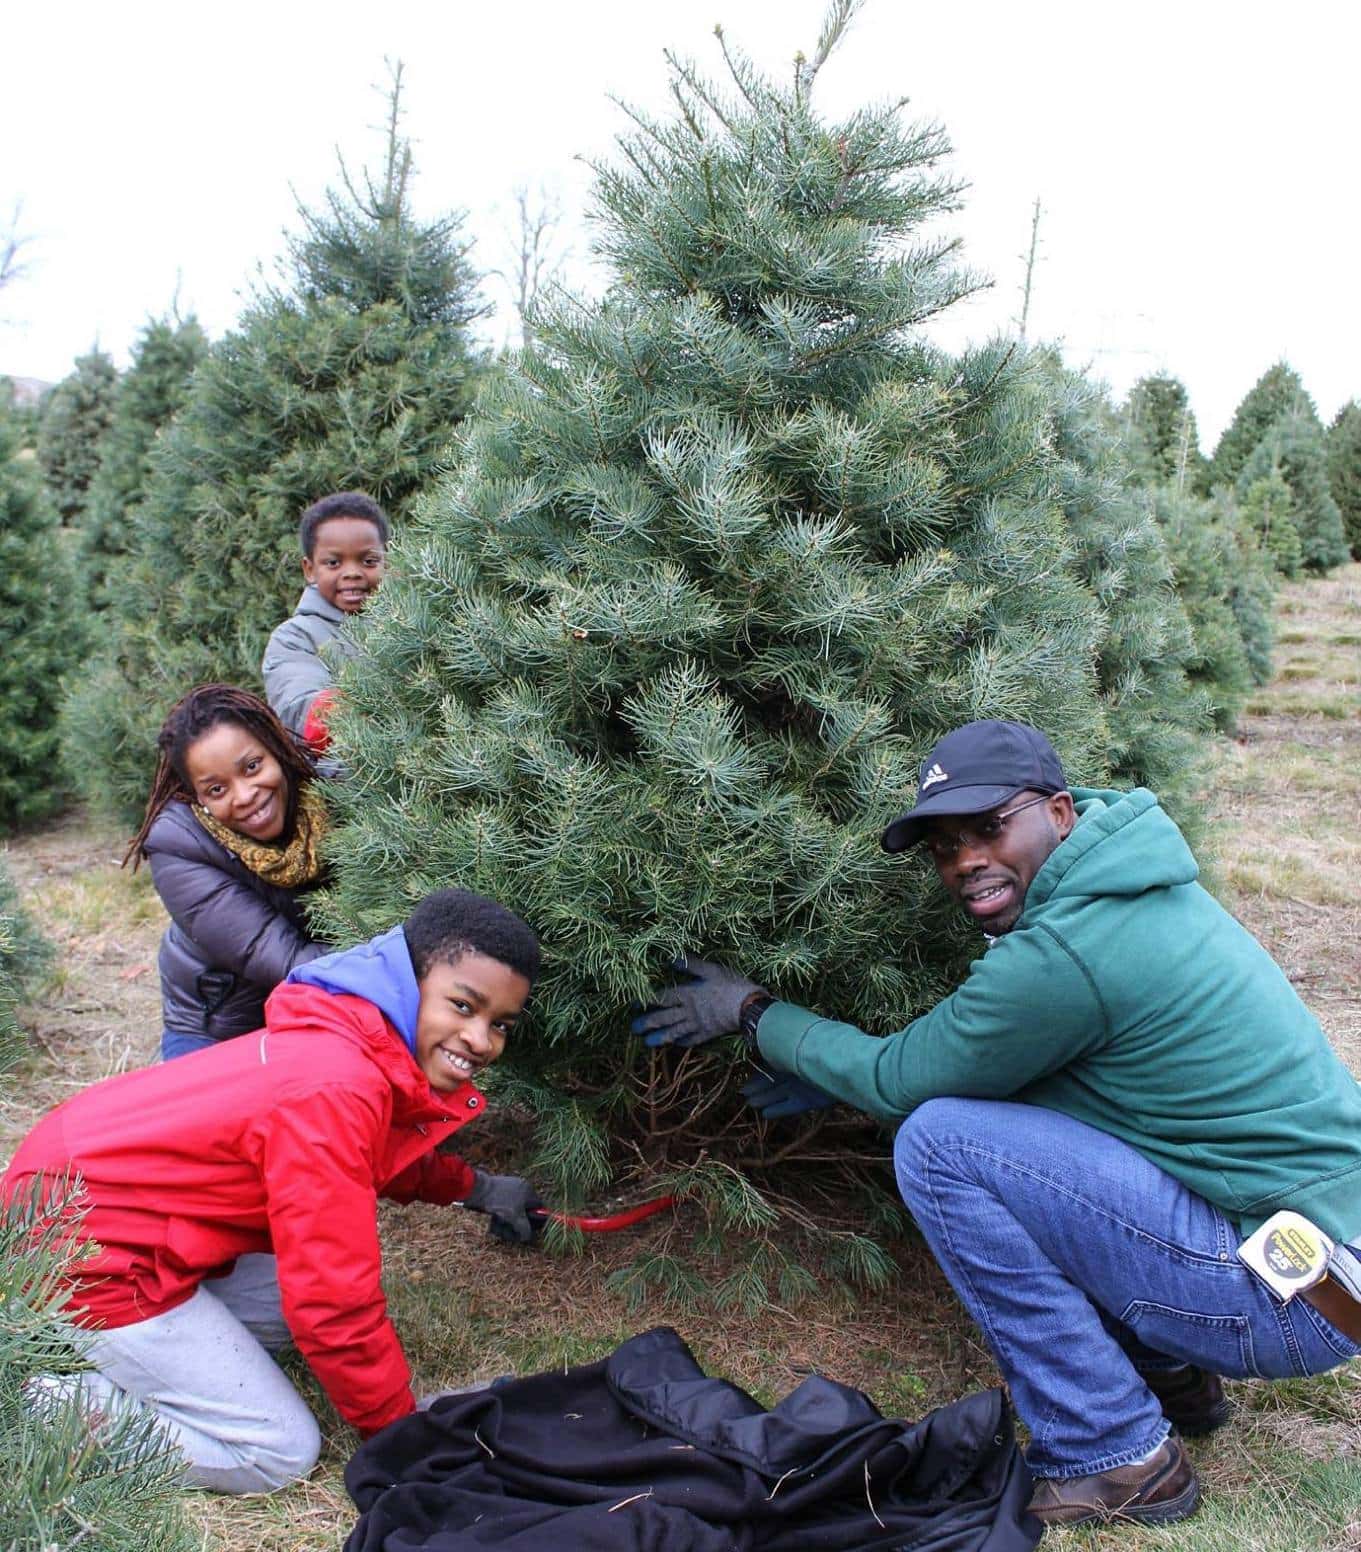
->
[182, 721, 290, 842]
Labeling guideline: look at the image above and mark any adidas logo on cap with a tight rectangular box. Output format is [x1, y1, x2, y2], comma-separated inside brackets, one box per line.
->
[920, 762, 949, 791]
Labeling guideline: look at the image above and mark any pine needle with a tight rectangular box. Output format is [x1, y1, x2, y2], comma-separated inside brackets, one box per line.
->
[767, 1465, 798, 1500]
[608, 1490, 655, 1513]
[864, 1460, 886, 1529]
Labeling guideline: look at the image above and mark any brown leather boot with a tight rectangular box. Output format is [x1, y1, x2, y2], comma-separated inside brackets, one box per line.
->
[1142, 1365, 1233, 1436]
[1028, 1435, 1201, 1526]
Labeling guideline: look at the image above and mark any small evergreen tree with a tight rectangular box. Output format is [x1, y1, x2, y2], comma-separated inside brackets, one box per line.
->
[0, 376, 44, 448]
[1122, 373, 1209, 495]
[1209, 360, 1316, 489]
[0, 856, 50, 1053]
[316, 6, 1207, 1280]
[0, 384, 80, 829]
[35, 347, 118, 526]
[1326, 399, 1361, 559]
[79, 314, 208, 611]
[64, 68, 485, 824]
[1216, 493, 1277, 690]
[1154, 488, 1274, 728]
[1236, 412, 1348, 574]
[1239, 461, 1303, 577]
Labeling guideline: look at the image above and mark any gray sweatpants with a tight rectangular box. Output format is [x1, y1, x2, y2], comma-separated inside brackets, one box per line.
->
[34, 1255, 321, 1495]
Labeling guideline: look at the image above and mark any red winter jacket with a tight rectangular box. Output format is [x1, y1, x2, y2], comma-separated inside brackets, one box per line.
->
[1, 980, 484, 1436]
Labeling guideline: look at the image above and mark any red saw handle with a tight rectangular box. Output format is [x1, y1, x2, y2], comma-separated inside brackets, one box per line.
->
[529, 1194, 677, 1232]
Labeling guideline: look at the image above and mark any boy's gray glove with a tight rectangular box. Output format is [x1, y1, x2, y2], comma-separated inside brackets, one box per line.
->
[631, 955, 762, 1048]
[463, 1171, 545, 1246]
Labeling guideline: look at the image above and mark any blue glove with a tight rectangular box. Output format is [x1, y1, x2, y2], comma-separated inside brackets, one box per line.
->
[741, 1070, 838, 1119]
[630, 955, 761, 1048]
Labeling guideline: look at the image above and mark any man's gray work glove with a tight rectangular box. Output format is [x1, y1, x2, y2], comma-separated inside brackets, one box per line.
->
[630, 955, 762, 1048]
[463, 1170, 545, 1246]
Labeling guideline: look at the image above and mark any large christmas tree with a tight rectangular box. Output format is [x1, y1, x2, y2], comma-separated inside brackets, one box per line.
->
[65, 69, 486, 824]
[78, 313, 208, 611]
[0, 383, 79, 829]
[317, 5, 1205, 1252]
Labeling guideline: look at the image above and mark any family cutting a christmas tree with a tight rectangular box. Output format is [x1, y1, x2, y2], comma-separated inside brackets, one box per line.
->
[6, 487, 1361, 1533]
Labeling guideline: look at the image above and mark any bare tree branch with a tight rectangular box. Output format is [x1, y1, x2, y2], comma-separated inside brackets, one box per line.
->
[491, 184, 569, 348]
[1, 201, 33, 295]
[1016, 196, 1043, 342]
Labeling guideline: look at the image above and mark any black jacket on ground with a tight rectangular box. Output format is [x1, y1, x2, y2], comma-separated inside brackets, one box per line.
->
[345, 1327, 1038, 1552]
[143, 800, 325, 1041]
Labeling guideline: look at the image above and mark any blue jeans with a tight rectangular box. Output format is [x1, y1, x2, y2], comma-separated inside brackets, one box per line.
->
[893, 1098, 1360, 1478]
[161, 1029, 219, 1060]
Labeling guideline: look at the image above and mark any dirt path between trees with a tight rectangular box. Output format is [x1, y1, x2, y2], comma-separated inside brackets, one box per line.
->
[3, 563, 1359, 1550]
[1207, 564, 1361, 1077]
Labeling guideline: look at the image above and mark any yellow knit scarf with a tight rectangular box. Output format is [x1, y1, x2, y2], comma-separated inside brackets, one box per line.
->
[192, 783, 329, 888]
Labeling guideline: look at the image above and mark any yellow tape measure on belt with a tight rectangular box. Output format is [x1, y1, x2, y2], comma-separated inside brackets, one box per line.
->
[1237, 1211, 1334, 1301]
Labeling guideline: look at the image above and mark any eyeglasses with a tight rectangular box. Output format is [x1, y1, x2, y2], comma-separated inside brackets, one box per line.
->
[922, 793, 1053, 862]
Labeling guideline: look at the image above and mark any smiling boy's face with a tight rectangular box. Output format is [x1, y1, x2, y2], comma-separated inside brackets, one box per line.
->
[302, 515, 387, 613]
[414, 951, 530, 1092]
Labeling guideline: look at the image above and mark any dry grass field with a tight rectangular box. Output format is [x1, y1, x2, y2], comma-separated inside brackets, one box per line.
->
[3, 564, 1359, 1551]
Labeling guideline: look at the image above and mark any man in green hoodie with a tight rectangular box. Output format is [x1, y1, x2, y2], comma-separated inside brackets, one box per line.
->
[634, 720, 1361, 1528]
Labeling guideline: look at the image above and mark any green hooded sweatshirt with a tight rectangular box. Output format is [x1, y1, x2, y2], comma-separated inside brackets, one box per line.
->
[757, 786, 1361, 1241]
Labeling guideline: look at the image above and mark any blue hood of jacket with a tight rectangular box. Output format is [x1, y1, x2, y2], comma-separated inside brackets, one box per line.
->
[288, 925, 420, 1054]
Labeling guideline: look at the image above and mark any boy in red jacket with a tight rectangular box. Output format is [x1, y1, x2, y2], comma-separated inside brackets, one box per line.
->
[2, 888, 543, 1495]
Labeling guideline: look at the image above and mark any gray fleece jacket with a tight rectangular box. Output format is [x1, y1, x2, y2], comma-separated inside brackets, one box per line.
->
[261, 585, 361, 737]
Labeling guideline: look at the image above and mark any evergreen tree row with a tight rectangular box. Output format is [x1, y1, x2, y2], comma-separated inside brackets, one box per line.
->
[1128, 360, 1351, 577]
[1111, 355, 1361, 730]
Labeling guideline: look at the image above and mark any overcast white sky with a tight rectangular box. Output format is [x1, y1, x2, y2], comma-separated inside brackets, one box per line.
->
[3, 0, 1357, 445]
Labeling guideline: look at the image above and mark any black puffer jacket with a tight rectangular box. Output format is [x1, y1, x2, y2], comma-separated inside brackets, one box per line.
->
[143, 801, 326, 1041]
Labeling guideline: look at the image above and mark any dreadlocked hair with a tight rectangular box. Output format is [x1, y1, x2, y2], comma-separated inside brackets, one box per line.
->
[124, 684, 318, 870]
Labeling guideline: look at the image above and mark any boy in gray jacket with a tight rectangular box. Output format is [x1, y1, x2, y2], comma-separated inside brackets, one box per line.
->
[262, 491, 389, 751]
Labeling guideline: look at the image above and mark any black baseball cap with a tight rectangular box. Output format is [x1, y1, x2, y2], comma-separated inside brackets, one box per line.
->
[881, 720, 1067, 853]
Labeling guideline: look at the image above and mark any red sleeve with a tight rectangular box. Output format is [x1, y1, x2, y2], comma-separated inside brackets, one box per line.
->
[301, 689, 338, 753]
[382, 1150, 477, 1205]
[248, 1086, 417, 1437]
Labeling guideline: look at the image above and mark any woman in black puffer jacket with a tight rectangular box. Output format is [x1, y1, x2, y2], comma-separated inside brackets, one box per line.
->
[125, 684, 329, 1060]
